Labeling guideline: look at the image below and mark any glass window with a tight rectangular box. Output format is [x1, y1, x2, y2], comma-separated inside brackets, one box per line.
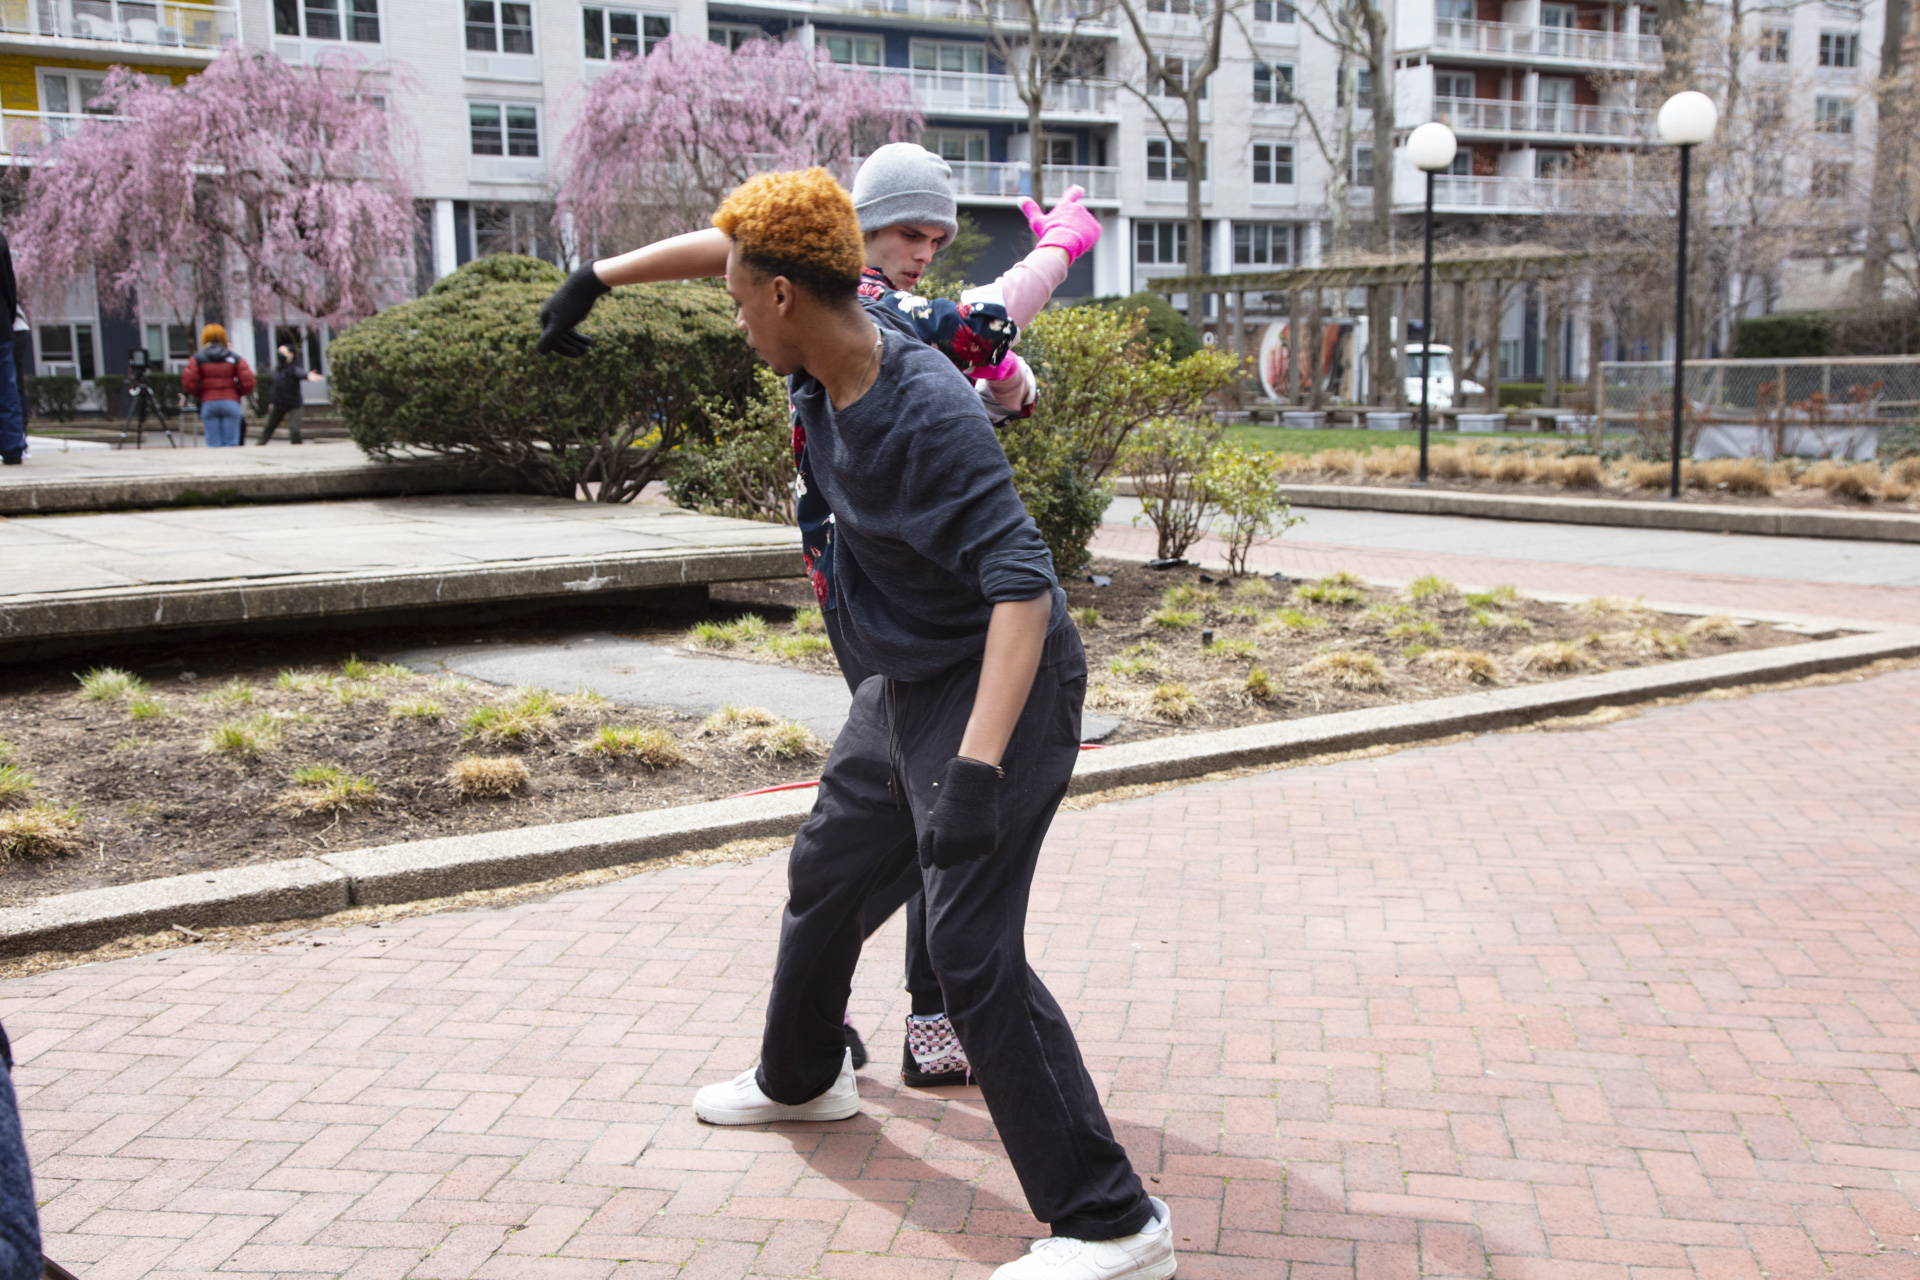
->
[1146, 0, 1192, 12]
[1814, 95, 1854, 132]
[349, 0, 378, 41]
[1156, 56, 1205, 97]
[505, 104, 538, 154]
[1434, 70, 1474, 99]
[37, 325, 71, 364]
[1337, 67, 1373, 108]
[1233, 222, 1290, 266]
[274, 0, 297, 35]
[1135, 221, 1187, 264]
[467, 2, 532, 53]
[829, 34, 885, 65]
[305, 0, 339, 40]
[1352, 145, 1374, 187]
[1147, 138, 1206, 181]
[1251, 142, 1293, 184]
[924, 129, 986, 163]
[281, 0, 377, 41]
[1252, 62, 1293, 104]
[1437, 0, 1472, 18]
[1253, 0, 1294, 20]
[1757, 26, 1790, 62]
[1818, 30, 1858, 66]
[585, 8, 670, 58]
[710, 23, 762, 49]
[911, 40, 983, 72]
[1539, 4, 1575, 26]
[470, 103, 503, 155]
[1811, 160, 1850, 198]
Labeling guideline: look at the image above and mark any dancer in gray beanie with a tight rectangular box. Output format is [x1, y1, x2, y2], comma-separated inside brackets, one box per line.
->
[850, 141, 960, 243]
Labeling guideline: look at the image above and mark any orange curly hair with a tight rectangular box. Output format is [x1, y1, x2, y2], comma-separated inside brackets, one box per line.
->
[712, 168, 864, 301]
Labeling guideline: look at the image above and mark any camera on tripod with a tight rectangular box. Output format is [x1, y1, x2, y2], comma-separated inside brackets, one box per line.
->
[118, 345, 177, 449]
[127, 346, 150, 381]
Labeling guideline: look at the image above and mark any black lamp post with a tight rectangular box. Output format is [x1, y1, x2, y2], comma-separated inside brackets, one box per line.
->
[1656, 91, 1719, 500]
[1406, 122, 1457, 486]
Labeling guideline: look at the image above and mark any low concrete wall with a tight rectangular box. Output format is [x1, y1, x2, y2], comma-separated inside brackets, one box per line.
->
[0, 456, 524, 516]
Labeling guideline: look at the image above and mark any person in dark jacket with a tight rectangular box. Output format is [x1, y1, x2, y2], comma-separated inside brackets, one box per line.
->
[180, 323, 255, 447]
[0, 1022, 41, 1280]
[0, 232, 26, 466]
[257, 344, 320, 444]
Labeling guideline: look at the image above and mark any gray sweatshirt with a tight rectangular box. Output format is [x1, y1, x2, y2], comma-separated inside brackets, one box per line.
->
[789, 309, 1067, 683]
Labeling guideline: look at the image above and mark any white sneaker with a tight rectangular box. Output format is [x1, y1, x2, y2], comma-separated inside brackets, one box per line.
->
[692, 1049, 860, 1125]
[992, 1197, 1176, 1280]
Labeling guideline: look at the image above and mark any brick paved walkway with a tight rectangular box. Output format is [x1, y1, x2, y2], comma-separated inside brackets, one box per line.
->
[6, 671, 1920, 1280]
[1093, 524, 1920, 625]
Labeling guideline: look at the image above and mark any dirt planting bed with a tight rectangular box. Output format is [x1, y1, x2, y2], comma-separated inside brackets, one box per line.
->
[0, 564, 1812, 903]
[658, 558, 1812, 746]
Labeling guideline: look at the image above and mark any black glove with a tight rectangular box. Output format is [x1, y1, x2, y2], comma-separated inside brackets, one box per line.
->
[918, 756, 1003, 870]
[536, 264, 611, 357]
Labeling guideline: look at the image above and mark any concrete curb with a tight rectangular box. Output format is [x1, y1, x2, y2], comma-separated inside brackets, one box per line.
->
[0, 542, 801, 646]
[4, 625, 1914, 960]
[1112, 478, 1920, 543]
[0, 457, 519, 516]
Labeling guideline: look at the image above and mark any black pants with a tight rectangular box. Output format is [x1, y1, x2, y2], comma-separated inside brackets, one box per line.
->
[258, 403, 302, 444]
[831, 608, 942, 1013]
[757, 624, 1152, 1241]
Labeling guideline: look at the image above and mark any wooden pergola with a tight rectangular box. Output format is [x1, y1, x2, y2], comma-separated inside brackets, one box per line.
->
[1144, 249, 1639, 411]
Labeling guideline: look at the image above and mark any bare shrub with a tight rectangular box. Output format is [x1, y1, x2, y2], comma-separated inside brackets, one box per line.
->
[1298, 651, 1388, 691]
[448, 756, 530, 797]
[1491, 453, 1531, 484]
[1800, 461, 1880, 503]
[1418, 649, 1500, 683]
[1513, 641, 1600, 673]
[1695, 458, 1775, 495]
[1682, 613, 1742, 642]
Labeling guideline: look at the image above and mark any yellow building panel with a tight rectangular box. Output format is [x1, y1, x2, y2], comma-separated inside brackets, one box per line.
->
[0, 53, 193, 112]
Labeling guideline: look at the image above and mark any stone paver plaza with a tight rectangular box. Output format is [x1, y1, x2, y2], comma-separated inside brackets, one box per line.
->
[5, 666, 1918, 1280]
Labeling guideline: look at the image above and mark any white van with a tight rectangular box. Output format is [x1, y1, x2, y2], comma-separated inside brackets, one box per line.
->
[1403, 344, 1484, 411]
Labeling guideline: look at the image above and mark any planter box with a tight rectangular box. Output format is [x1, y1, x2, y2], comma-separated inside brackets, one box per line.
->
[1282, 410, 1326, 430]
[1694, 423, 1878, 462]
[1366, 411, 1413, 432]
[1455, 413, 1509, 433]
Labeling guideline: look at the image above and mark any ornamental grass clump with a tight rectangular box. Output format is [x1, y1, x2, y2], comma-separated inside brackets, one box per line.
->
[1463, 584, 1520, 608]
[1205, 637, 1259, 661]
[0, 803, 82, 860]
[448, 755, 530, 798]
[1802, 460, 1880, 503]
[388, 697, 445, 720]
[462, 688, 561, 744]
[281, 764, 382, 813]
[1162, 583, 1216, 609]
[1148, 682, 1199, 720]
[1405, 574, 1455, 602]
[1148, 606, 1201, 629]
[1070, 606, 1103, 628]
[1418, 648, 1500, 684]
[1244, 666, 1275, 701]
[578, 725, 683, 767]
[1260, 607, 1324, 633]
[127, 695, 167, 721]
[205, 714, 286, 759]
[1604, 627, 1690, 657]
[764, 633, 833, 660]
[1230, 577, 1275, 600]
[1299, 651, 1387, 691]
[688, 613, 770, 649]
[1295, 580, 1362, 607]
[78, 666, 146, 702]
[1513, 641, 1600, 673]
[1682, 613, 1742, 642]
[0, 764, 36, 805]
[202, 678, 256, 707]
[698, 705, 826, 760]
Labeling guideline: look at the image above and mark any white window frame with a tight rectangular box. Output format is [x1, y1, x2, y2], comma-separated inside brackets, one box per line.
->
[1232, 221, 1291, 267]
[1146, 137, 1208, 182]
[1252, 0, 1294, 22]
[1810, 159, 1850, 199]
[1154, 55, 1209, 98]
[469, 99, 545, 182]
[1539, 3, 1576, 27]
[1756, 26, 1790, 63]
[35, 321, 98, 381]
[1817, 30, 1859, 67]
[1352, 145, 1374, 187]
[1252, 61, 1293, 104]
[1250, 141, 1293, 186]
[709, 22, 762, 49]
[827, 33, 885, 66]
[466, 1, 533, 54]
[910, 39, 983, 72]
[273, 0, 381, 43]
[1814, 95, 1854, 133]
[1135, 220, 1188, 265]
[583, 6, 671, 61]
[1433, 70, 1474, 99]
[924, 128, 988, 164]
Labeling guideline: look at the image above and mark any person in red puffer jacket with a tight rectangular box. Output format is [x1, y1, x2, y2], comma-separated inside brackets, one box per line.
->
[180, 323, 256, 448]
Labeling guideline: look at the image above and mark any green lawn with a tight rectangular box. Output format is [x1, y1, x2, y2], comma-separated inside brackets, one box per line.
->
[1226, 425, 1566, 455]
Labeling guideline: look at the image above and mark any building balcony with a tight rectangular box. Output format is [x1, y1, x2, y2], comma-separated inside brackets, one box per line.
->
[870, 67, 1117, 119]
[1426, 18, 1661, 70]
[0, 0, 236, 62]
[0, 108, 124, 158]
[1432, 97, 1652, 145]
[745, 0, 1117, 31]
[1411, 173, 1633, 214]
[848, 154, 1119, 203]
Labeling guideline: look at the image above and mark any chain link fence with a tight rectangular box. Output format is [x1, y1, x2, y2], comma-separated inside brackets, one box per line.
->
[1599, 357, 1920, 459]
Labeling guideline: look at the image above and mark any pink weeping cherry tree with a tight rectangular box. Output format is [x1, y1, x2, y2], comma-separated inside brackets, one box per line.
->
[556, 35, 922, 255]
[12, 50, 415, 331]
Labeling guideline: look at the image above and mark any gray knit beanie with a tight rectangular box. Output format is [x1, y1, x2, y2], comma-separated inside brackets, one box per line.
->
[851, 143, 959, 242]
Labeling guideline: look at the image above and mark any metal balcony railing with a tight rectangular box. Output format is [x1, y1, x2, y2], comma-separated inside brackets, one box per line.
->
[0, 107, 125, 153]
[1427, 173, 1632, 212]
[1431, 18, 1662, 68]
[869, 67, 1117, 117]
[1432, 96, 1652, 142]
[814, 0, 1117, 27]
[848, 155, 1119, 201]
[2, 0, 238, 51]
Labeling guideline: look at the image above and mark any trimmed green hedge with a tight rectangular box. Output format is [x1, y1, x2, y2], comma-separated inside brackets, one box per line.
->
[1733, 312, 1832, 359]
[330, 255, 756, 503]
[1090, 291, 1202, 361]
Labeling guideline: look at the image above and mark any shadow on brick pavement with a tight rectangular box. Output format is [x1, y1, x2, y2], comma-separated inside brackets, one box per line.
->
[4, 670, 1920, 1279]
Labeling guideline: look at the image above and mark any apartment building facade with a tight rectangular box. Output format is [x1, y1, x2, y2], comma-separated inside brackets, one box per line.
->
[4, 0, 1886, 390]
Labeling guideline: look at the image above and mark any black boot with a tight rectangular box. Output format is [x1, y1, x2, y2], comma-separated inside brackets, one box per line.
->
[842, 1018, 868, 1069]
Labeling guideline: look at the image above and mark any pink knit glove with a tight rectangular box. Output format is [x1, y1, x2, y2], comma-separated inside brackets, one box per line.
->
[1017, 186, 1102, 263]
[967, 353, 1020, 381]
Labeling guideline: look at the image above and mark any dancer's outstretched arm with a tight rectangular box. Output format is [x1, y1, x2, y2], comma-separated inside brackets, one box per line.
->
[536, 229, 730, 356]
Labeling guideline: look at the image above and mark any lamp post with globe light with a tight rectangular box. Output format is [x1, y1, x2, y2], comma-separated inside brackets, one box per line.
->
[1406, 121, 1457, 486]
[1656, 91, 1718, 499]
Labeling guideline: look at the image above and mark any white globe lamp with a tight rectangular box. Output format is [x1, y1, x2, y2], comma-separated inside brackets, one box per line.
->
[1407, 121, 1458, 173]
[1656, 91, 1718, 145]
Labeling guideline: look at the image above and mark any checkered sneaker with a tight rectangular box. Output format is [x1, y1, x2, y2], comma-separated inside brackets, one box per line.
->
[905, 1013, 969, 1079]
